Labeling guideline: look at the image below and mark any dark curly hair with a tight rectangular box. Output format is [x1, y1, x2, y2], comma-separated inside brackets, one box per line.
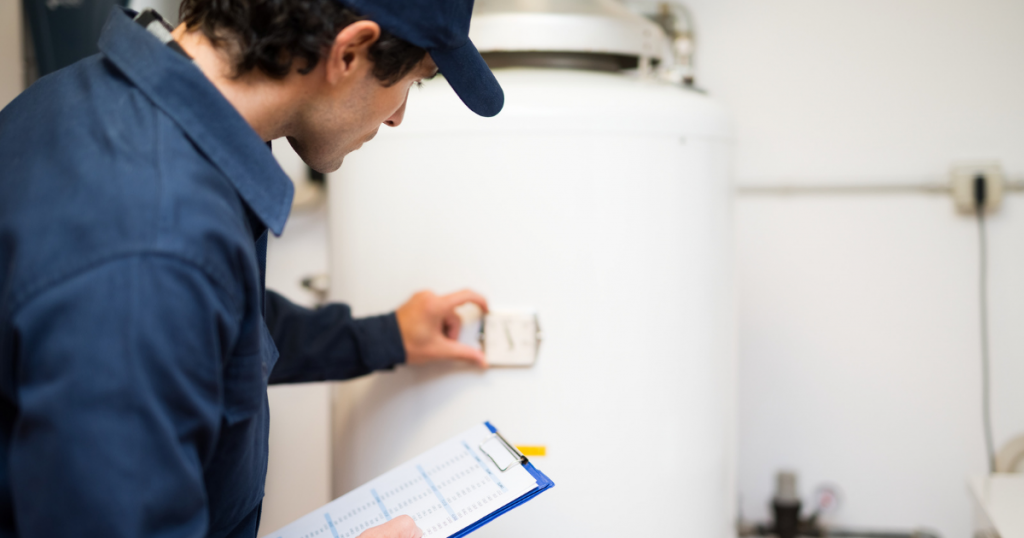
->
[178, 0, 427, 86]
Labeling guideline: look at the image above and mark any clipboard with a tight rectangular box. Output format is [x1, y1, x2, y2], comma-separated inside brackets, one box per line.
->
[449, 421, 555, 538]
[264, 422, 554, 538]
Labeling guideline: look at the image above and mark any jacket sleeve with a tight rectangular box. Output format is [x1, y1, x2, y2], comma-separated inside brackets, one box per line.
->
[264, 290, 406, 384]
[8, 255, 237, 538]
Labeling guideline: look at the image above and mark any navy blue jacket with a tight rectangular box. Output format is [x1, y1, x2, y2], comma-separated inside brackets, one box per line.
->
[0, 8, 406, 538]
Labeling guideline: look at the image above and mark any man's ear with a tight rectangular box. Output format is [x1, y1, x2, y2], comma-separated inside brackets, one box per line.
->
[325, 20, 381, 85]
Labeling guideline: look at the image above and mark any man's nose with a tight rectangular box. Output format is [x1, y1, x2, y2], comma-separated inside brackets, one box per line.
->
[384, 92, 409, 127]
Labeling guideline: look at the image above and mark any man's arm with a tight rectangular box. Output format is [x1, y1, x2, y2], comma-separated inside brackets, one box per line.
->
[8, 255, 235, 538]
[264, 290, 405, 384]
[265, 289, 488, 385]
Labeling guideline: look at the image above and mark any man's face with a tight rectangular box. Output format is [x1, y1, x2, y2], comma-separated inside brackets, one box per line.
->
[288, 53, 438, 173]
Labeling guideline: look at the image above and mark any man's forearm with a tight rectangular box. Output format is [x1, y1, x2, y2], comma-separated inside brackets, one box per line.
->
[265, 290, 406, 384]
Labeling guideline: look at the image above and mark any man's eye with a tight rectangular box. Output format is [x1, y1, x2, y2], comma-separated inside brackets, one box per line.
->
[415, 81, 424, 88]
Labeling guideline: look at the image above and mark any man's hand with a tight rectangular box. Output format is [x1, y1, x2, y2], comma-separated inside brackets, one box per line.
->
[395, 289, 489, 368]
[357, 516, 422, 538]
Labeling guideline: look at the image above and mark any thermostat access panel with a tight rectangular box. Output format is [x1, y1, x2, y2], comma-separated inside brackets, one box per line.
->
[457, 305, 541, 367]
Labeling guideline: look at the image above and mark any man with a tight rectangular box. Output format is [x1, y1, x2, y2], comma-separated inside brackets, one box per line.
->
[0, 0, 503, 536]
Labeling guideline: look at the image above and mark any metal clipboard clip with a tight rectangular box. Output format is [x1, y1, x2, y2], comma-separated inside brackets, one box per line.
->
[479, 431, 527, 472]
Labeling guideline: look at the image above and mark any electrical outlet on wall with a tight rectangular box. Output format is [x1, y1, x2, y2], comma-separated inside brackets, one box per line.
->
[951, 162, 1004, 215]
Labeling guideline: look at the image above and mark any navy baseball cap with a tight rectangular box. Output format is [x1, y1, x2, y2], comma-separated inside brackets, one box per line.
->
[338, 0, 504, 117]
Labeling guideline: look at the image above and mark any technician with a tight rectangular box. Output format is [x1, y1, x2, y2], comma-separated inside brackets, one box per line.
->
[0, 0, 503, 537]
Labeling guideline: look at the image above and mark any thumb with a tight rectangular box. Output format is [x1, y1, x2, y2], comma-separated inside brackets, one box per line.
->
[436, 339, 488, 368]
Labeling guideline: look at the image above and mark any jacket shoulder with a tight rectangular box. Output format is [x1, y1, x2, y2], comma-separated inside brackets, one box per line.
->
[0, 56, 254, 313]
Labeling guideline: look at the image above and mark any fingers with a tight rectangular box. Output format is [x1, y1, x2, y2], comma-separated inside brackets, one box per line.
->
[358, 515, 421, 538]
[400, 288, 489, 368]
[439, 289, 489, 314]
[391, 515, 422, 538]
[436, 339, 488, 368]
[442, 290, 483, 340]
[443, 310, 462, 340]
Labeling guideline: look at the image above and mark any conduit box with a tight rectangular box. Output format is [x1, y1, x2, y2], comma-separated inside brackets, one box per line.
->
[951, 162, 1004, 215]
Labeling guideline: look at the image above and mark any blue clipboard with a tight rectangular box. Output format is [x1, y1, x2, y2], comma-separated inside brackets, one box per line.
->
[448, 421, 555, 538]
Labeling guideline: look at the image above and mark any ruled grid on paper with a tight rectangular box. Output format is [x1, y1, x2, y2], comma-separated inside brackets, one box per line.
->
[264, 424, 538, 538]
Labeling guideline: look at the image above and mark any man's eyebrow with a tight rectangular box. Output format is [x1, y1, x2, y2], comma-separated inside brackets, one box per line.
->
[425, 67, 440, 79]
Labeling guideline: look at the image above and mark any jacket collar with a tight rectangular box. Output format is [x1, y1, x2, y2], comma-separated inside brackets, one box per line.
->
[98, 7, 293, 236]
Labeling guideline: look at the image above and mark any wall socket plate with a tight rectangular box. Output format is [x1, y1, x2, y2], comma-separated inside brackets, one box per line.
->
[951, 162, 1004, 215]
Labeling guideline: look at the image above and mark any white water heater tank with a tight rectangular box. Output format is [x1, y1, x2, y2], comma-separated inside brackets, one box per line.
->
[327, 2, 735, 536]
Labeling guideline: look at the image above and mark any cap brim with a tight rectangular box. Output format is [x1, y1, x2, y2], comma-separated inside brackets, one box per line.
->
[430, 39, 504, 117]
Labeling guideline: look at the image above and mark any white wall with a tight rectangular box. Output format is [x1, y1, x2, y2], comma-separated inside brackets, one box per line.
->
[689, 0, 1024, 182]
[678, 0, 1024, 536]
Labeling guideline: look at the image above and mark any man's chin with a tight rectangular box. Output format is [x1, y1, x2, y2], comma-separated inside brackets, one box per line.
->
[297, 155, 343, 175]
[291, 149, 343, 174]
[314, 158, 344, 174]
[287, 138, 360, 174]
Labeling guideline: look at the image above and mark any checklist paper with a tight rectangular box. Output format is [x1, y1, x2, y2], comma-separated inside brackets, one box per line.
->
[264, 424, 540, 538]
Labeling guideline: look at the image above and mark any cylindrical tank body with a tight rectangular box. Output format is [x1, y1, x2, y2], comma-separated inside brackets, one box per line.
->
[327, 67, 735, 537]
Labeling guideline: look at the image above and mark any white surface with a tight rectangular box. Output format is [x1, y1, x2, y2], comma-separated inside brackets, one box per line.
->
[471, 0, 666, 63]
[736, 194, 990, 535]
[687, 0, 1024, 184]
[265, 424, 538, 538]
[327, 67, 735, 537]
[671, 0, 1024, 536]
[969, 474, 1024, 538]
[263, 382, 333, 534]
